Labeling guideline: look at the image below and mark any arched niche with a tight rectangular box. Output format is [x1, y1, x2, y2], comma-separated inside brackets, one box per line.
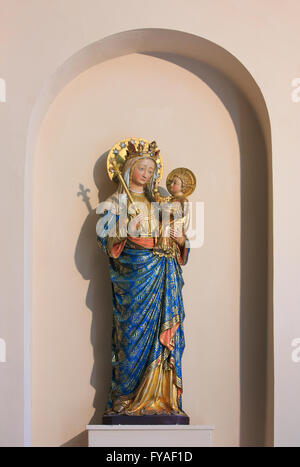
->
[25, 29, 273, 447]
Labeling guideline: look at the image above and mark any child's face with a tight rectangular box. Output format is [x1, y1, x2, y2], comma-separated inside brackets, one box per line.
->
[170, 176, 183, 195]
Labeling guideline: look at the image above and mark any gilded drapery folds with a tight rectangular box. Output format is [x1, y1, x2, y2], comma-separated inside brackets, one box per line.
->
[97, 235, 189, 415]
[96, 191, 189, 416]
[96, 138, 193, 417]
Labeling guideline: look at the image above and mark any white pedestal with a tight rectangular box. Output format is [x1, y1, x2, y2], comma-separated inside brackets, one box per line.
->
[86, 425, 214, 447]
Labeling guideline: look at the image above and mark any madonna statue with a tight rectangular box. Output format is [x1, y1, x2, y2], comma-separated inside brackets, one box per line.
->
[96, 137, 195, 423]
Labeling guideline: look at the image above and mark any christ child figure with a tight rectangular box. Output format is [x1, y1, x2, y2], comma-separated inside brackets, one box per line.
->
[153, 167, 196, 262]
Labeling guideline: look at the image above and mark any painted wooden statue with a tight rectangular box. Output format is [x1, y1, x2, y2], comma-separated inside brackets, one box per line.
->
[96, 137, 196, 421]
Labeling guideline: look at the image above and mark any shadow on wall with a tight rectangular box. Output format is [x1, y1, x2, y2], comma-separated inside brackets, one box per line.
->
[144, 53, 270, 447]
[66, 53, 270, 447]
[61, 430, 89, 447]
[74, 150, 116, 427]
[59, 151, 112, 449]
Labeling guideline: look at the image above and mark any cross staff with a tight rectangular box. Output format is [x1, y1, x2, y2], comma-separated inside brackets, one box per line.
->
[109, 161, 140, 215]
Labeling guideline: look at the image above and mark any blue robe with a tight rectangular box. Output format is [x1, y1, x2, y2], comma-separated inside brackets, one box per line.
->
[97, 210, 189, 414]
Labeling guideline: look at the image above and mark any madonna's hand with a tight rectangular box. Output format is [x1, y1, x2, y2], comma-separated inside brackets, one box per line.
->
[128, 213, 144, 236]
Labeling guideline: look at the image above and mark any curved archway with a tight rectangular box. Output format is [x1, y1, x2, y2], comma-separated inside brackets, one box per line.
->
[25, 29, 273, 447]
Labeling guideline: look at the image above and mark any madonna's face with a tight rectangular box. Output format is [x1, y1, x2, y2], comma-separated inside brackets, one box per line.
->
[131, 158, 156, 186]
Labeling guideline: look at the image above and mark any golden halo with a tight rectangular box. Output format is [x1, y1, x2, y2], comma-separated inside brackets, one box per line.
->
[107, 137, 163, 183]
[166, 167, 196, 197]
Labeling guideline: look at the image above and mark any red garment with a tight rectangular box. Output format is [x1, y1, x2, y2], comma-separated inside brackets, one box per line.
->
[111, 236, 154, 258]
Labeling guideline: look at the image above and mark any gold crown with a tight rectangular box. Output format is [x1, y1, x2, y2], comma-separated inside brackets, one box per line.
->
[107, 137, 163, 183]
[125, 140, 160, 160]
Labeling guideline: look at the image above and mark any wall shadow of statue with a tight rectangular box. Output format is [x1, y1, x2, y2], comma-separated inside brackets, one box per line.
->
[142, 52, 270, 446]
[74, 150, 115, 425]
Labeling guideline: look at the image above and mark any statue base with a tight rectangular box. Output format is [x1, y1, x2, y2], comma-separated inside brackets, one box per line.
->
[86, 424, 214, 447]
[103, 413, 190, 425]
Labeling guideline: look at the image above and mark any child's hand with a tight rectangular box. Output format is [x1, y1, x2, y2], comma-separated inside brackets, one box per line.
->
[170, 227, 185, 247]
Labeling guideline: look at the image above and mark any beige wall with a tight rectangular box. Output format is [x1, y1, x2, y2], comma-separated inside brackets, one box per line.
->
[33, 53, 243, 446]
[1, 0, 300, 447]
[34, 49, 270, 446]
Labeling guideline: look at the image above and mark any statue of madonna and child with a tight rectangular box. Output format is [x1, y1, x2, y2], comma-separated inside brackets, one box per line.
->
[96, 137, 196, 424]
